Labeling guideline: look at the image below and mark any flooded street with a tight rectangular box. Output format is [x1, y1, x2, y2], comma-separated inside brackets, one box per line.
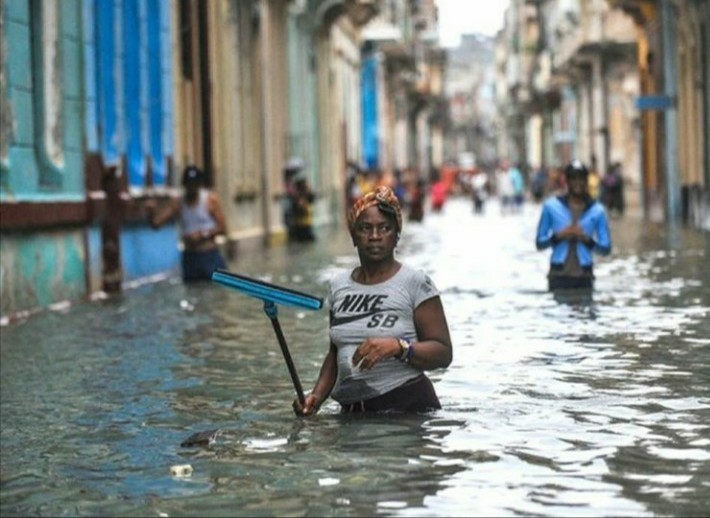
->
[1, 197, 709, 517]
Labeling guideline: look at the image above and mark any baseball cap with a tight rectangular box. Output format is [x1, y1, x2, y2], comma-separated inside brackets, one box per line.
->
[182, 165, 205, 186]
[565, 160, 589, 177]
[285, 157, 305, 171]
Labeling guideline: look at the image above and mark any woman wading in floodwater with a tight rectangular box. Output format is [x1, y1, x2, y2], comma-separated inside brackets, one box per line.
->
[294, 186, 453, 415]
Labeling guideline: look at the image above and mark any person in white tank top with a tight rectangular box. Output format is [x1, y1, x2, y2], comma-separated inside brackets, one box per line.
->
[147, 165, 229, 282]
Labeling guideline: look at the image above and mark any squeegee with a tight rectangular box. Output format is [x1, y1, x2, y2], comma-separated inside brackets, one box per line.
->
[212, 269, 323, 406]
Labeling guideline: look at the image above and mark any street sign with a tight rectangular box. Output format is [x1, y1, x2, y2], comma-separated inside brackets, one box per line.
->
[635, 95, 675, 111]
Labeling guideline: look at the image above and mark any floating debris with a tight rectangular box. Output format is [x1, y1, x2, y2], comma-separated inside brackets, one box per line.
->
[170, 464, 193, 477]
[180, 428, 222, 448]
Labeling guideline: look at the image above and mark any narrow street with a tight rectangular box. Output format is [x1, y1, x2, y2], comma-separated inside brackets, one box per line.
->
[2, 1, 709, 516]
[2, 195, 708, 517]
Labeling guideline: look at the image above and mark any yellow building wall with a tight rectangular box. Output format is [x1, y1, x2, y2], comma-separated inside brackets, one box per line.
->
[207, 0, 266, 243]
[676, 2, 704, 186]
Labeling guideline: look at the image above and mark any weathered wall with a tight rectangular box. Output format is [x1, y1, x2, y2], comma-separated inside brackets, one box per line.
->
[1, 0, 87, 318]
[0, 231, 86, 318]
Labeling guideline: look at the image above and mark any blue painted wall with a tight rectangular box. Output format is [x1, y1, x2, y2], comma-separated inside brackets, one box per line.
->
[0, 231, 87, 316]
[0, 0, 179, 319]
[121, 225, 180, 281]
[93, 0, 121, 165]
[87, 0, 172, 177]
[106, 0, 171, 188]
[361, 54, 379, 170]
[1, 0, 84, 200]
[87, 0, 178, 285]
[0, 0, 87, 317]
[147, 0, 165, 185]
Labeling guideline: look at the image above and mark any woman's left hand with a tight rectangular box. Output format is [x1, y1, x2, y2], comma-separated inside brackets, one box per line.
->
[352, 337, 399, 370]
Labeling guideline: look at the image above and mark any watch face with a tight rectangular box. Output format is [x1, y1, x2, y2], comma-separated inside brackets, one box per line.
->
[398, 339, 410, 360]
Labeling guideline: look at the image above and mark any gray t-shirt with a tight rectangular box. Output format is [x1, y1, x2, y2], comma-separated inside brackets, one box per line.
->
[328, 264, 440, 405]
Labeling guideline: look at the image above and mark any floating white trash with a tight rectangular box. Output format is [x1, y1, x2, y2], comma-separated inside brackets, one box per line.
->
[170, 464, 193, 477]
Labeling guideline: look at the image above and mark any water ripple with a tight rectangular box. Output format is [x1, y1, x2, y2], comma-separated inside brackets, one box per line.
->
[1, 199, 709, 517]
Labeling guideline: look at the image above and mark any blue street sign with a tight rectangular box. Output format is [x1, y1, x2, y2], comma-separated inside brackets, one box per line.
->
[635, 95, 675, 110]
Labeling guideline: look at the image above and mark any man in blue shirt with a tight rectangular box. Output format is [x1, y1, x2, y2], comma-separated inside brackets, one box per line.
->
[535, 160, 612, 291]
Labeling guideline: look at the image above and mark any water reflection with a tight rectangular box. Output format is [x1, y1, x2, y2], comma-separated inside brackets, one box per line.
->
[1, 198, 709, 516]
[551, 288, 595, 308]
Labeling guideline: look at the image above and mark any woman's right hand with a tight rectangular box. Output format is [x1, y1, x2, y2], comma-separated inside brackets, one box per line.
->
[293, 393, 322, 417]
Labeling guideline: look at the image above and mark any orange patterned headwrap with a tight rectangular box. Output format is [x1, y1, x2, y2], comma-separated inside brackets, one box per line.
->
[348, 186, 403, 232]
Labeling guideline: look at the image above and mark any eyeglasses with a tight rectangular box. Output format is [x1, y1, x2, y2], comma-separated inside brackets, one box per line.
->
[354, 222, 395, 237]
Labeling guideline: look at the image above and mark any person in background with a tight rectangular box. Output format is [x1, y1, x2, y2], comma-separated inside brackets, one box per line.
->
[509, 162, 525, 212]
[147, 165, 228, 283]
[530, 165, 548, 203]
[496, 162, 515, 214]
[471, 170, 488, 214]
[293, 186, 452, 415]
[283, 157, 305, 239]
[408, 178, 426, 222]
[430, 176, 448, 212]
[356, 169, 379, 197]
[345, 160, 362, 213]
[587, 155, 601, 201]
[547, 165, 567, 196]
[602, 162, 625, 216]
[289, 176, 316, 242]
[392, 168, 408, 206]
[535, 160, 611, 291]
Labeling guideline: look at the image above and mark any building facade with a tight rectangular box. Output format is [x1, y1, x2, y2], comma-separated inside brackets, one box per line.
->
[496, 0, 709, 228]
[1, 0, 448, 322]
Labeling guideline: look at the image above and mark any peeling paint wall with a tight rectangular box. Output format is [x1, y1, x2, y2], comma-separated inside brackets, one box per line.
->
[0, 0, 86, 319]
[1, 0, 84, 199]
[0, 0, 12, 178]
[0, 230, 86, 317]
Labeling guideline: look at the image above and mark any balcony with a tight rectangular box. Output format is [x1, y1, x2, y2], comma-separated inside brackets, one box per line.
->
[552, 4, 637, 71]
[346, 0, 380, 27]
[362, 19, 411, 61]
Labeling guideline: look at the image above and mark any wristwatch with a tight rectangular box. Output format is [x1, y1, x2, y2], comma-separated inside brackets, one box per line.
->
[397, 338, 412, 362]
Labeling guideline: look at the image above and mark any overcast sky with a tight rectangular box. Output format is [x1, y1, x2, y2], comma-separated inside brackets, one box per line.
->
[436, 0, 510, 47]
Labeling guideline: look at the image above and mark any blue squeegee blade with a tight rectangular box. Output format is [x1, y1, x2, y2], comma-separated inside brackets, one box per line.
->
[211, 270, 323, 310]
